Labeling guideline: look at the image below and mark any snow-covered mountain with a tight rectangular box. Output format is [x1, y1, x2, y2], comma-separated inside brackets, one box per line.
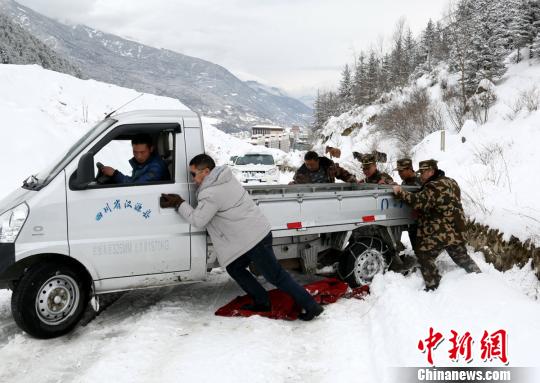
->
[0, 0, 312, 132]
[314, 58, 540, 247]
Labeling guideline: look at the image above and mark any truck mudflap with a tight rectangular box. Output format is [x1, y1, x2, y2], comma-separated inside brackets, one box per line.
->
[0, 243, 15, 276]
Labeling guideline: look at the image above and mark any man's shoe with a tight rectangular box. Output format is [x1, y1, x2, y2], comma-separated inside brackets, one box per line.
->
[240, 302, 272, 312]
[298, 303, 324, 321]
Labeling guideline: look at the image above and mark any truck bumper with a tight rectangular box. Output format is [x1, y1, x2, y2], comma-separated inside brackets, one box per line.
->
[0, 243, 15, 276]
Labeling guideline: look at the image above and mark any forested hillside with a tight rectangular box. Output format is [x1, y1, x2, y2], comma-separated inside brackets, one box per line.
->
[314, 0, 540, 141]
[0, 12, 81, 77]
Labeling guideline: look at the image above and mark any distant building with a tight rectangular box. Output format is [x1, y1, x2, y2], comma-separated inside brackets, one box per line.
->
[250, 125, 292, 152]
[251, 125, 285, 136]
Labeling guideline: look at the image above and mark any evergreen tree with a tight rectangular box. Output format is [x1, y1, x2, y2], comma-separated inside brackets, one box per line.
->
[434, 20, 451, 62]
[449, 0, 477, 107]
[352, 53, 366, 105]
[391, 35, 406, 86]
[379, 54, 392, 94]
[509, 0, 535, 62]
[403, 28, 417, 78]
[338, 64, 354, 110]
[365, 51, 380, 103]
[313, 89, 325, 131]
[474, 0, 508, 82]
[420, 19, 436, 70]
[529, 0, 540, 57]
[312, 90, 342, 130]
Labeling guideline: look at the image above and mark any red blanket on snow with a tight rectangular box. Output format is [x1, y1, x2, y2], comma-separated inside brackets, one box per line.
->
[215, 278, 369, 320]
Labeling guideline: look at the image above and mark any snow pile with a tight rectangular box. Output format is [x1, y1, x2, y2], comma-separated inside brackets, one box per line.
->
[0, 64, 286, 199]
[413, 60, 540, 245]
[315, 58, 540, 245]
[0, 251, 538, 382]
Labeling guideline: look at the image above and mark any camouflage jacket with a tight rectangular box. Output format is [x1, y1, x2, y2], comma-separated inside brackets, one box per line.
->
[359, 170, 394, 185]
[292, 157, 357, 184]
[401, 175, 422, 187]
[398, 170, 466, 252]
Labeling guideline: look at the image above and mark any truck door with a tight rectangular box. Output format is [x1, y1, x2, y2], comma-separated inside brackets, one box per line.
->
[65, 123, 191, 284]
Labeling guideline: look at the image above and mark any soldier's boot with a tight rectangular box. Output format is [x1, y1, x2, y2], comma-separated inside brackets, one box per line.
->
[446, 245, 481, 274]
[388, 254, 418, 275]
[417, 250, 441, 291]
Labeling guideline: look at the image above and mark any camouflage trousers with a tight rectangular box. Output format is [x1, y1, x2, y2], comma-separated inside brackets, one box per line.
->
[416, 244, 481, 290]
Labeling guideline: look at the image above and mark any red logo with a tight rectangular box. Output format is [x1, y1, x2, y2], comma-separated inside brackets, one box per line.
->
[418, 329, 508, 366]
[418, 327, 444, 365]
[480, 330, 508, 364]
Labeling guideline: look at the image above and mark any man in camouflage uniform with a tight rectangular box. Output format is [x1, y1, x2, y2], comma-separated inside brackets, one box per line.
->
[395, 158, 421, 253]
[395, 158, 422, 186]
[392, 159, 481, 290]
[290, 151, 357, 184]
[356, 153, 394, 184]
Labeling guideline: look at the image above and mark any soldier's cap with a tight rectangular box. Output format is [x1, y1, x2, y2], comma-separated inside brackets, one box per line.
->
[395, 158, 413, 171]
[418, 159, 438, 171]
[359, 153, 376, 167]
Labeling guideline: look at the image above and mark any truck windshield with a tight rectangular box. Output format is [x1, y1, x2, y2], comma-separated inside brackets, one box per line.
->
[236, 154, 274, 165]
[24, 118, 117, 190]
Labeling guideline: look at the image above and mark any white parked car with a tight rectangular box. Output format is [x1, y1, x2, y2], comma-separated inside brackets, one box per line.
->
[231, 153, 280, 183]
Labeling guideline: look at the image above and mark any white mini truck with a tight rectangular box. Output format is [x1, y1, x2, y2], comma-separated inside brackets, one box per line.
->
[0, 110, 417, 338]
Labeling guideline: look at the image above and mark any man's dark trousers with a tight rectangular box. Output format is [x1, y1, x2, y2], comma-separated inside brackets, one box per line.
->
[226, 232, 317, 311]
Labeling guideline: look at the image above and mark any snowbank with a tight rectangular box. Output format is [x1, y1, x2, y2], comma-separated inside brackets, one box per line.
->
[0, 251, 538, 382]
[315, 59, 540, 245]
[414, 60, 540, 245]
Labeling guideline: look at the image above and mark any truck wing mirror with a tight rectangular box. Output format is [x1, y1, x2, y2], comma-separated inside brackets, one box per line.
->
[70, 152, 95, 190]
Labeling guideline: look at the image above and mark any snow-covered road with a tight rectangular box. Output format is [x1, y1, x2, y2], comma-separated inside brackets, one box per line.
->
[0, 250, 539, 383]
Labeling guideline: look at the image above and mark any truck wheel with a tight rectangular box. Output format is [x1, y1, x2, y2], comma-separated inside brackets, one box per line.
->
[11, 262, 89, 339]
[338, 236, 391, 287]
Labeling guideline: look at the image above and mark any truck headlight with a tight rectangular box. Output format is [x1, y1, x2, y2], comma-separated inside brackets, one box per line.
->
[0, 203, 29, 243]
[268, 168, 278, 176]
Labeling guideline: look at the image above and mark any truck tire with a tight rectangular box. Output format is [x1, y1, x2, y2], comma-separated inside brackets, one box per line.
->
[338, 236, 392, 287]
[11, 262, 89, 339]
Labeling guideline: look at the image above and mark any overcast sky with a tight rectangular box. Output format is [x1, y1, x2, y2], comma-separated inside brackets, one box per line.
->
[17, 0, 450, 98]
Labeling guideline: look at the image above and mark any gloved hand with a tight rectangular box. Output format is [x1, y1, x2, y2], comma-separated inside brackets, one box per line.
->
[160, 193, 185, 209]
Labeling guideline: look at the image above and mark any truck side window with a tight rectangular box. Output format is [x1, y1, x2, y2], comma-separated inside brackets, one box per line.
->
[91, 129, 175, 187]
[94, 140, 133, 177]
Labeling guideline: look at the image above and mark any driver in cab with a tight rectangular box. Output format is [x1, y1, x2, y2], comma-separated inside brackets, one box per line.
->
[100, 133, 170, 184]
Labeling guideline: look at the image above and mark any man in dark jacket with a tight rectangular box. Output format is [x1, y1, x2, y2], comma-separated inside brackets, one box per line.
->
[101, 133, 170, 184]
[392, 159, 481, 290]
[290, 151, 357, 184]
[356, 153, 394, 184]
